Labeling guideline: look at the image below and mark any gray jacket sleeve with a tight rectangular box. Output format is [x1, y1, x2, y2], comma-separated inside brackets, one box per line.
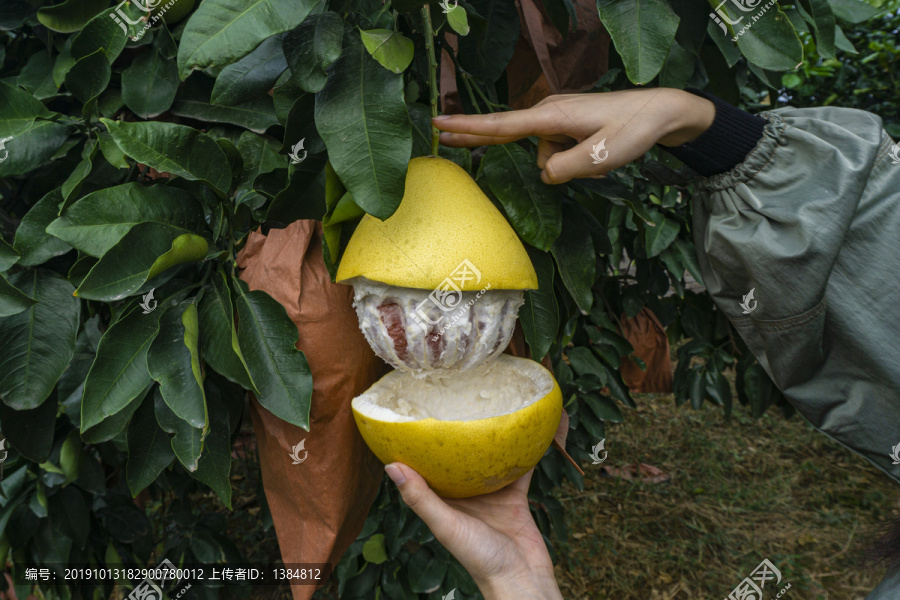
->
[691, 106, 900, 486]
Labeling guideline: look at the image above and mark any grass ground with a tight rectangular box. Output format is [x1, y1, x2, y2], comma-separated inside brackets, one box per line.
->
[229, 387, 898, 600]
[553, 393, 898, 600]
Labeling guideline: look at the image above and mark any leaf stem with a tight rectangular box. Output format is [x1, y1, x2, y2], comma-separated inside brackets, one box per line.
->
[421, 4, 440, 156]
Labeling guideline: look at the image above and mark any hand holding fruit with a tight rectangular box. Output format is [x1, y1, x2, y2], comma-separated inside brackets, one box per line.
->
[385, 463, 564, 600]
[433, 88, 716, 184]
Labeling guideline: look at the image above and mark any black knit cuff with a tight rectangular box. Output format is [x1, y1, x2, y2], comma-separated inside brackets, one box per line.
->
[659, 88, 766, 177]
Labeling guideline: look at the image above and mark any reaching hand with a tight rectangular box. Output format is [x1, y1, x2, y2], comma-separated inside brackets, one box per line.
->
[432, 87, 716, 184]
[384, 463, 563, 600]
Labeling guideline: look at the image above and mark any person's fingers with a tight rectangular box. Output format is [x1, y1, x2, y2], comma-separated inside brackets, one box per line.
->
[541, 134, 614, 184]
[536, 139, 571, 170]
[385, 463, 461, 541]
[432, 110, 547, 139]
[437, 131, 521, 148]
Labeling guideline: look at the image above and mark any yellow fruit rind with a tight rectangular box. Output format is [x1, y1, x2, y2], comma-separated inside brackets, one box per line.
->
[352, 368, 562, 498]
[336, 157, 538, 291]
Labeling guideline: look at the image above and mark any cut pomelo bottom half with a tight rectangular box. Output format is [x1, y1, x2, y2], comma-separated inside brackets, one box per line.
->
[351, 355, 562, 498]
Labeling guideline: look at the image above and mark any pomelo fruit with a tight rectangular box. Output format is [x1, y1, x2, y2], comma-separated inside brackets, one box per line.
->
[351, 355, 562, 498]
[337, 156, 537, 375]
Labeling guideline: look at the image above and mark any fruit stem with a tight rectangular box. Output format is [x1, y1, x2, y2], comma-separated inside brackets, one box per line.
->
[421, 4, 440, 156]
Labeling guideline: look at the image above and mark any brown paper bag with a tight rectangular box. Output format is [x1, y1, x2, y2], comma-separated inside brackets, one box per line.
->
[238, 221, 388, 600]
[237, 221, 580, 599]
[440, 0, 610, 113]
[619, 308, 673, 394]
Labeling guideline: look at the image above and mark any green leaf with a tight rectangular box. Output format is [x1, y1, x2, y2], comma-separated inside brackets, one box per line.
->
[596, 0, 680, 84]
[362, 534, 388, 565]
[48, 183, 205, 258]
[673, 238, 704, 286]
[0, 393, 57, 463]
[0, 239, 19, 272]
[282, 12, 344, 93]
[727, 3, 804, 71]
[314, 37, 411, 220]
[14, 190, 72, 266]
[482, 144, 562, 251]
[126, 391, 176, 496]
[154, 387, 203, 472]
[0, 120, 72, 178]
[198, 268, 256, 391]
[101, 119, 232, 195]
[233, 278, 312, 429]
[457, 0, 520, 82]
[0, 81, 53, 140]
[520, 248, 558, 362]
[61, 140, 98, 203]
[688, 368, 704, 409]
[796, 0, 836, 59]
[551, 201, 595, 314]
[36, 0, 108, 33]
[706, 368, 732, 416]
[0, 270, 80, 410]
[97, 130, 129, 169]
[17, 51, 58, 101]
[121, 49, 180, 118]
[65, 49, 111, 104]
[659, 39, 696, 89]
[566, 347, 607, 383]
[211, 35, 287, 106]
[359, 29, 414, 74]
[583, 392, 624, 423]
[75, 229, 208, 301]
[147, 302, 208, 429]
[644, 210, 680, 257]
[0, 273, 36, 318]
[81, 378, 154, 444]
[235, 131, 285, 201]
[177, 0, 323, 79]
[190, 389, 232, 508]
[70, 7, 129, 64]
[407, 548, 448, 594]
[827, 0, 880, 24]
[446, 5, 470, 36]
[172, 93, 279, 134]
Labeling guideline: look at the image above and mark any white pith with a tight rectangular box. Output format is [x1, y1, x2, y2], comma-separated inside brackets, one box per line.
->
[350, 278, 524, 376]
[352, 354, 553, 422]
